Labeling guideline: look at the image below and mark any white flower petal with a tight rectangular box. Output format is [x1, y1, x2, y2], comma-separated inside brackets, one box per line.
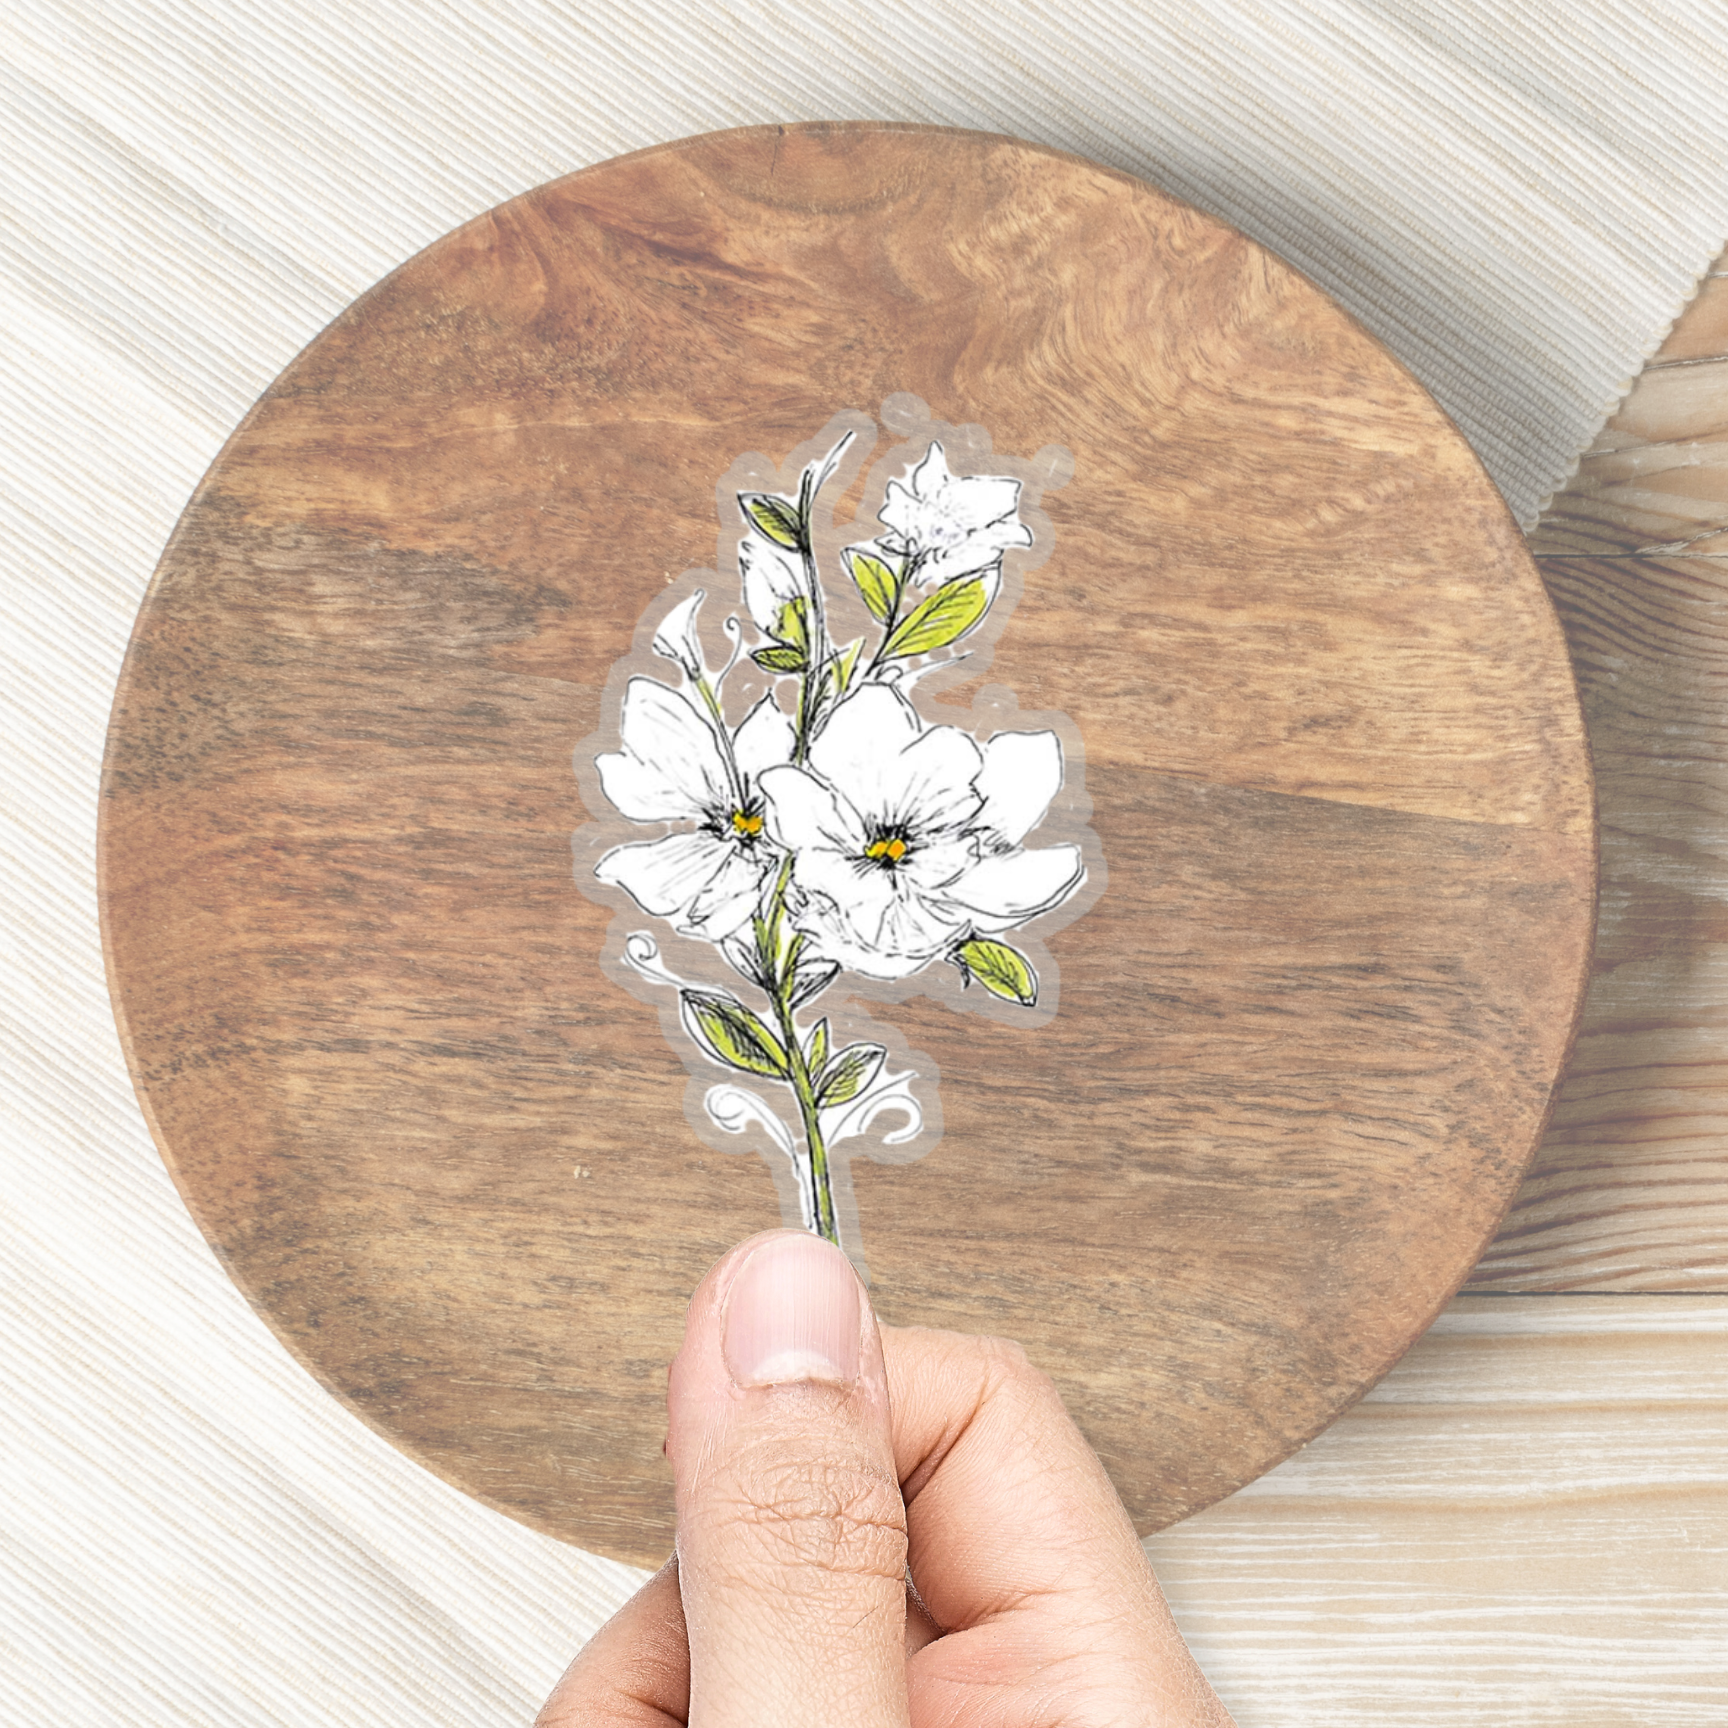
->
[594, 750, 709, 825]
[652, 591, 707, 678]
[928, 469, 1022, 539]
[974, 730, 1064, 849]
[876, 889, 967, 961]
[891, 725, 984, 838]
[917, 533, 1026, 585]
[956, 474, 1026, 532]
[800, 854, 899, 948]
[758, 765, 866, 856]
[898, 836, 977, 893]
[732, 695, 797, 783]
[685, 847, 775, 937]
[909, 439, 954, 496]
[878, 442, 1033, 581]
[806, 684, 922, 819]
[792, 859, 966, 976]
[943, 844, 1085, 928]
[597, 677, 732, 823]
[913, 546, 981, 587]
[876, 490, 915, 547]
[876, 442, 952, 544]
[739, 537, 804, 634]
[794, 900, 933, 982]
[595, 830, 734, 918]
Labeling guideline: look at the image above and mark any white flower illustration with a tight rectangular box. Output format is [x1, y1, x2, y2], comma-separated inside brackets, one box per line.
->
[650, 589, 711, 680]
[876, 439, 1034, 584]
[738, 536, 805, 637]
[581, 421, 1089, 1251]
[961, 729, 1084, 929]
[758, 686, 1082, 980]
[594, 675, 793, 939]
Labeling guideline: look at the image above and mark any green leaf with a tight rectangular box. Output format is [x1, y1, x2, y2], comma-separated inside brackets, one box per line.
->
[804, 1017, 831, 1077]
[804, 430, 854, 506]
[954, 938, 1038, 1007]
[773, 597, 809, 651]
[844, 546, 901, 624]
[818, 1042, 886, 1107]
[742, 913, 785, 990]
[789, 955, 838, 1010]
[808, 643, 861, 727]
[833, 638, 864, 696]
[726, 926, 771, 992]
[739, 492, 803, 550]
[680, 991, 789, 1078]
[804, 660, 840, 738]
[880, 571, 994, 659]
[752, 645, 806, 674]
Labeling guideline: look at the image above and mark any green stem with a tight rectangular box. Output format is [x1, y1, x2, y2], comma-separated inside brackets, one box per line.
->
[792, 541, 830, 767]
[860, 549, 922, 682]
[789, 434, 852, 763]
[760, 863, 837, 1243]
[801, 542, 829, 678]
[772, 980, 837, 1245]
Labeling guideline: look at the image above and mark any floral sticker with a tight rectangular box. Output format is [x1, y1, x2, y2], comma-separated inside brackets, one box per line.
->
[574, 401, 1098, 1260]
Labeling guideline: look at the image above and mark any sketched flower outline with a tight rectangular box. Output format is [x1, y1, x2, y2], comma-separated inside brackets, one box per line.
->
[758, 685, 1083, 981]
[874, 440, 1034, 585]
[578, 417, 1090, 1251]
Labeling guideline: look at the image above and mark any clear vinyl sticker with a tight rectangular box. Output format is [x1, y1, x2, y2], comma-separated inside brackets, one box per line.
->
[573, 395, 1104, 1272]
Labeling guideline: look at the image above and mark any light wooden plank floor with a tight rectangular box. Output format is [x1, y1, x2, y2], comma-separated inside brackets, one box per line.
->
[1156, 1297, 1728, 1725]
[1474, 251, 1728, 1292]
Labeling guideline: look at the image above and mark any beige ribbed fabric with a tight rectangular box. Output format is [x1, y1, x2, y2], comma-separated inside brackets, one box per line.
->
[3, 3, 1725, 1722]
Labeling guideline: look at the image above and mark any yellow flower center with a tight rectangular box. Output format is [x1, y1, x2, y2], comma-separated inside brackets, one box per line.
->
[866, 835, 909, 864]
[730, 810, 764, 837]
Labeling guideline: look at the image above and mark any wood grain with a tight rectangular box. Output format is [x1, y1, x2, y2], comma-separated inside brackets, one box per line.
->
[1153, 1295, 1728, 1725]
[99, 123, 1595, 1564]
[1473, 251, 1728, 1291]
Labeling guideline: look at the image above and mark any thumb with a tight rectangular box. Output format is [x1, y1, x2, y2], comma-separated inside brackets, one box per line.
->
[668, 1229, 909, 1727]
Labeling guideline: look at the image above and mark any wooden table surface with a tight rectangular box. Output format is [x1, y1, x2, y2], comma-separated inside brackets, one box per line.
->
[97, 126, 1599, 1568]
[1148, 256, 1728, 1724]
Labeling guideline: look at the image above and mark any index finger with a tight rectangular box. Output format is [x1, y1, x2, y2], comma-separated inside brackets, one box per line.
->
[883, 1325, 1235, 1726]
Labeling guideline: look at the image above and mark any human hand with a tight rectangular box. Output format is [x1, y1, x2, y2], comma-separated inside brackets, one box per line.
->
[538, 1229, 1234, 1726]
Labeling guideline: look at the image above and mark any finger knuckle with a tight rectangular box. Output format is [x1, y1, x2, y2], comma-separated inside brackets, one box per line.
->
[976, 1333, 1048, 1397]
[978, 1333, 1033, 1375]
[730, 1454, 908, 1578]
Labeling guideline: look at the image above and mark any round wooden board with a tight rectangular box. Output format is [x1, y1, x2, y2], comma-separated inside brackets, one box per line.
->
[100, 123, 1595, 1567]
